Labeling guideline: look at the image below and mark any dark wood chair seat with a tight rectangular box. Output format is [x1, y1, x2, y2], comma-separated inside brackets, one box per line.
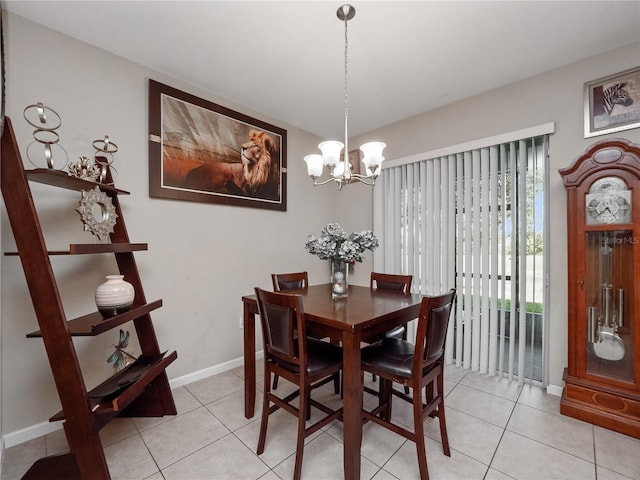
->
[272, 338, 342, 373]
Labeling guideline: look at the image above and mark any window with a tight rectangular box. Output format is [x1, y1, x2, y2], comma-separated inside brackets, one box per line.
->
[373, 125, 552, 384]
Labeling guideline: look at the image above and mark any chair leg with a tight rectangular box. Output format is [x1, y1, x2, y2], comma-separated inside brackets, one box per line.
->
[294, 383, 309, 480]
[380, 378, 393, 421]
[401, 328, 409, 395]
[425, 381, 435, 417]
[333, 371, 340, 394]
[413, 388, 430, 480]
[257, 369, 272, 455]
[272, 374, 279, 389]
[437, 372, 451, 456]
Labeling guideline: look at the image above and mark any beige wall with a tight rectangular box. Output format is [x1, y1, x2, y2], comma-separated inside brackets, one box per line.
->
[2, 9, 639, 441]
[0, 12, 374, 438]
[356, 41, 640, 389]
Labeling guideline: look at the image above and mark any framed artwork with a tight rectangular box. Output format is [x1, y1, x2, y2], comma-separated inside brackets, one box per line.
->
[347, 149, 362, 175]
[584, 66, 640, 138]
[148, 80, 287, 211]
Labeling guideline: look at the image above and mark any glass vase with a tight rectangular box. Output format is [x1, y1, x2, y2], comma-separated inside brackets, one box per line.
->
[330, 259, 348, 299]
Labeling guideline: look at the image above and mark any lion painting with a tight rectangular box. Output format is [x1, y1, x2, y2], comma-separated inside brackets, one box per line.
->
[183, 130, 280, 200]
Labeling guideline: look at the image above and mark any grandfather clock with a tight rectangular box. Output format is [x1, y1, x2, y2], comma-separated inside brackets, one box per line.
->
[559, 138, 640, 439]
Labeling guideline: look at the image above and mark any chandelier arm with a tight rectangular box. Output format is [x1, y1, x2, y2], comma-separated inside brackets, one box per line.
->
[349, 173, 377, 186]
[312, 176, 343, 187]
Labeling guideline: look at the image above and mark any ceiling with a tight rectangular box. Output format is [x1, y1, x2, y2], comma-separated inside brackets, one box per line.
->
[4, 1, 640, 140]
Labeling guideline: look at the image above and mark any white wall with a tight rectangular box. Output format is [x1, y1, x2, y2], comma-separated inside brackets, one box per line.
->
[354, 41, 640, 389]
[0, 12, 374, 438]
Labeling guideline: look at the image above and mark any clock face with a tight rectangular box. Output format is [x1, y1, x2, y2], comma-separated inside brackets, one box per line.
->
[585, 177, 632, 225]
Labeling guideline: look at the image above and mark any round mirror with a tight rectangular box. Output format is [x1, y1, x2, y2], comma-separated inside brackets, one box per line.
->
[76, 187, 118, 239]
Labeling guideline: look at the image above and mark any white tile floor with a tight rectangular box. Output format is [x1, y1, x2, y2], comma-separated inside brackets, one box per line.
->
[2, 364, 640, 480]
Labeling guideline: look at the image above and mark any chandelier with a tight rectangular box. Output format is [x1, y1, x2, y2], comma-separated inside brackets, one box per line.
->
[304, 4, 386, 189]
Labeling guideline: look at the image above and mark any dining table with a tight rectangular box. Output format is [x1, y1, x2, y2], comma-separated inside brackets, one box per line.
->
[242, 283, 423, 480]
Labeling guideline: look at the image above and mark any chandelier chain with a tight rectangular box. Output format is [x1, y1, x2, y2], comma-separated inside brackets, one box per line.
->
[343, 11, 349, 162]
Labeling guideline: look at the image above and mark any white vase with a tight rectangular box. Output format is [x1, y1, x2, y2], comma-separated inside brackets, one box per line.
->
[95, 275, 135, 317]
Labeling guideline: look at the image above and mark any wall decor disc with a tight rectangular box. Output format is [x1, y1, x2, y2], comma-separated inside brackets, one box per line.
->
[76, 186, 118, 239]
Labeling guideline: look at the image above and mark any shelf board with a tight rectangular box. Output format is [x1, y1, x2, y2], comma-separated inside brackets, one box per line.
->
[25, 168, 129, 194]
[5, 243, 148, 256]
[69, 243, 148, 254]
[50, 351, 178, 421]
[26, 300, 163, 337]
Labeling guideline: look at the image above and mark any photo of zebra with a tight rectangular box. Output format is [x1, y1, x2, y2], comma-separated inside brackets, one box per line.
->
[585, 67, 640, 138]
[594, 83, 634, 117]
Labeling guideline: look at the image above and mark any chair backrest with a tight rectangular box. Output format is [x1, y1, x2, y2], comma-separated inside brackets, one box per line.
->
[272, 271, 309, 292]
[254, 287, 307, 368]
[370, 272, 413, 294]
[414, 289, 456, 371]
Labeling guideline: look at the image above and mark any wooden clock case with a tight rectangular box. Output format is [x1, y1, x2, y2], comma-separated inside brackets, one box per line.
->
[559, 138, 640, 439]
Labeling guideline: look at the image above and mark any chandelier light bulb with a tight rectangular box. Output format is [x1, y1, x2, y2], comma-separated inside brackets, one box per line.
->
[304, 154, 325, 177]
[318, 140, 344, 167]
[360, 141, 386, 169]
[334, 161, 347, 177]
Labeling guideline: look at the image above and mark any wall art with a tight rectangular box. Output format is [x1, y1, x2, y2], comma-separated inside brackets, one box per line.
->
[584, 67, 640, 138]
[148, 80, 287, 211]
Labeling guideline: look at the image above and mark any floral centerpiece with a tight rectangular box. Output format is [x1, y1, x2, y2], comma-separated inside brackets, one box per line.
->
[305, 223, 378, 298]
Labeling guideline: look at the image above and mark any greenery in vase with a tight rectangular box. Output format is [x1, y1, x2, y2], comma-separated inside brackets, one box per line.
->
[305, 223, 378, 263]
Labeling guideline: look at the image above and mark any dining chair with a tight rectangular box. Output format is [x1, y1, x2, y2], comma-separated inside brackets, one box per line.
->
[254, 287, 343, 480]
[272, 271, 309, 292]
[270, 271, 308, 390]
[370, 272, 413, 341]
[271, 271, 341, 394]
[360, 289, 456, 480]
[367, 272, 413, 394]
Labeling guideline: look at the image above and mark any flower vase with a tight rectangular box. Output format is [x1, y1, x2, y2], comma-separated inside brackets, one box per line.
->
[95, 275, 135, 318]
[330, 259, 348, 299]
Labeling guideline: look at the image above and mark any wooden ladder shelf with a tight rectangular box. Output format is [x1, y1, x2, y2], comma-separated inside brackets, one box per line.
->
[1, 117, 177, 479]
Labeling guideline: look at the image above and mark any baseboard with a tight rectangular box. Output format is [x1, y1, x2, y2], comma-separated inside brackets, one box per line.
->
[169, 350, 263, 389]
[3, 420, 62, 449]
[2, 350, 264, 449]
[546, 382, 563, 397]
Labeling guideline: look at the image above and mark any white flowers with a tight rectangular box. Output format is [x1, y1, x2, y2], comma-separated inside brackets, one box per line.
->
[305, 223, 379, 263]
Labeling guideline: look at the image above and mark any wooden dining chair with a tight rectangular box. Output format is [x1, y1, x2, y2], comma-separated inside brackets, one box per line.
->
[370, 272, 413, 341]
[254, 287, 343, 480]
[367, 272, 413, 394]
[271, 271, 340, 393]
[360, 289, 456, 480]
[272, 271, 309, 292]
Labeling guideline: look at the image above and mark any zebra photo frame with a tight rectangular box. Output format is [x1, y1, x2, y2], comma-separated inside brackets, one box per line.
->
[584, 66, 640, 138]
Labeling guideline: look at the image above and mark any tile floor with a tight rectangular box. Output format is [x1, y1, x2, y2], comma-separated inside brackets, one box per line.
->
[2, 364, 640, 480]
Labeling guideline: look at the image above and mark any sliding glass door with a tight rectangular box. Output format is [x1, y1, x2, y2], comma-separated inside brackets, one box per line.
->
[374, 131, 549, 385]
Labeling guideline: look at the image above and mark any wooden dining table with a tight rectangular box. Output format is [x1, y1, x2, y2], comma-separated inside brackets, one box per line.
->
[242, 283, 423, 480]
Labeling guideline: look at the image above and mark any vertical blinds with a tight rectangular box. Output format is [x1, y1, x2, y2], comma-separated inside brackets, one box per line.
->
[373, 127, 551, 384]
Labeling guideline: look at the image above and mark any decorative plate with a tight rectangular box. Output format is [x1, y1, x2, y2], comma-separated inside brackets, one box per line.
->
[76, 186, 118, 239]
